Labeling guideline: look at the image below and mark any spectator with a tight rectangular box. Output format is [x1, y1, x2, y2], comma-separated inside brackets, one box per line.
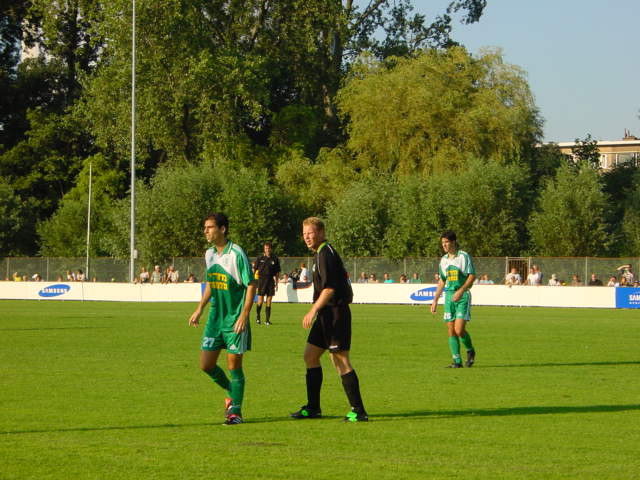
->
[12, 272, 22, 281]
[299, 263, 310, 283]
[139, 267, 150, 284]
[279, 273, 290, 284]
[526, 265, 542, 286]
[433, 273, 440, 284]
[31, 273, 42, 282]
[623, 267, 635, 285]
[368, 273, 379, 283]
[570, 274, 583, 286]
[184, 272, 197, 283]
[356, 272, 368, 283]
[91, 277, 97, 282]
[505, 267, 522, 286]
[151, 265, 162, 284]
[606, 276, 618, 287]
[382, 273, 394, 283]
[477, 274, 494, 285]
[399, 274, 408, 283]
[409, 272, 422, 284]
[619, 276, 629, 287]
[167, 265, 180, 283]
[548, 274, 561, 286]
[66, 270, 75, 282]
[76, 269, 85, 282]
[587, 273, 603, 286]
[56, 275, 63, 282]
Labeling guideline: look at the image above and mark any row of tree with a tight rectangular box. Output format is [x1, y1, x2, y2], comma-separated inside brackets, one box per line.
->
[1, 1, 638, 262]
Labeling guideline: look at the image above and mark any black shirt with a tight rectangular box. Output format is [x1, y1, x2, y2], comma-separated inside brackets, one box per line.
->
[255, 254, 281, 280]
[312, 242, 353, 305]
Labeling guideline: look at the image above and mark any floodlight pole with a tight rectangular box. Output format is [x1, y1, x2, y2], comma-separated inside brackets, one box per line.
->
[85, 161, 92, 280]
[130, 0, 137, 283]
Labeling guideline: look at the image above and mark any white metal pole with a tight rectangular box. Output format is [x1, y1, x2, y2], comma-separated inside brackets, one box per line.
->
[86, 162, 92, 279]
[130, 0, 137, 283]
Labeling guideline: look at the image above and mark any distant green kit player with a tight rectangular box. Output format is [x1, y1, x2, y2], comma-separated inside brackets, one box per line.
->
[188, 213, 256, 425]
[430, 230, 477, 368]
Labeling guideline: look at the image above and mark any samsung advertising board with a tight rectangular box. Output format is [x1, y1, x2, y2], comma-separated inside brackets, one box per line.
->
[615, 287, 640, 309]
[409, 286, 438, 302]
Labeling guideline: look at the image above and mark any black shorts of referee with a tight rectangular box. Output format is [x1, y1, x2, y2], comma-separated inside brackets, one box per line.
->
[257, 276, 276, 297]
[307, 304, 351, 353]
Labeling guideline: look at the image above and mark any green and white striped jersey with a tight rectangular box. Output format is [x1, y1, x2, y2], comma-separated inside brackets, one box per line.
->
[204, 241, 252, 329]
[438, 250, 475, 292]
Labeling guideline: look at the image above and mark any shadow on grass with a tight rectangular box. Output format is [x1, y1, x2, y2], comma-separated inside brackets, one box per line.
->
[4, 406, 639, 435]
[371, 403, 640, 421]
[481, 361, 640, 368]
[1, 415, 307, 436]
[0, 326, 110, 332]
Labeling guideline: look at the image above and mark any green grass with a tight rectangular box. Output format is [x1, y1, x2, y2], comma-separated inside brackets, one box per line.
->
[1, 300, 639, 479]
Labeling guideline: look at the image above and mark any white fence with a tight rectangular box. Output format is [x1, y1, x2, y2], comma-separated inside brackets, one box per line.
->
[1, 281, 639, 309]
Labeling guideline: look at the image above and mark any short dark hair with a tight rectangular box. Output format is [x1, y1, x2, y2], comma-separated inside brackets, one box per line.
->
[204, 212, 229, 236]
[440, 230, 457, 242]
[264, 242, 272, 248]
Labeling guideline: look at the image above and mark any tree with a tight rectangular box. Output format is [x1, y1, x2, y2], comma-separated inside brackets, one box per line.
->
[529, 164, 610, 256]
[99, 156, 301, 264]
[37, 154, 126, 257]
[384, 159, 530, 258]
[620, 169, 640, 256]
[337, 47, 542, 176]
[0, 178, 30, 256]
[571, 134, 601, 169]
[325, 177, 393, 257]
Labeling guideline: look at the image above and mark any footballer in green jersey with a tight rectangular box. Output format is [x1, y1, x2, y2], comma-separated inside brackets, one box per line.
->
[188, 213, 256, 425]
[430, 230, 477, 368]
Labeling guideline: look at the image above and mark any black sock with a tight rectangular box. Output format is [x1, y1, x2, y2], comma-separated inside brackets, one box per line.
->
[266, 306, 271, 322]
[256, 304, 262, 319]
[306, 367, 323, 410]
[341, 370, 365, 413]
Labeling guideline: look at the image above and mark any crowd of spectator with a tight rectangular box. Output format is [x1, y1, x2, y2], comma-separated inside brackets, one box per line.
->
[2, 264, 638, 288]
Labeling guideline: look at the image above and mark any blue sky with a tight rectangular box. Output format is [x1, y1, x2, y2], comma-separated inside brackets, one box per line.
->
[409, 0, 640, 142]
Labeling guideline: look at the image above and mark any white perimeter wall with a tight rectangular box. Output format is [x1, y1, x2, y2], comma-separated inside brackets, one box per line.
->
[0, 281, 618, 308]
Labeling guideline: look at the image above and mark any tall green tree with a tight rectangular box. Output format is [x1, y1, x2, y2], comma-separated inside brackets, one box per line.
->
[529, 164, 610, 256]
[337, 47, 542, 176]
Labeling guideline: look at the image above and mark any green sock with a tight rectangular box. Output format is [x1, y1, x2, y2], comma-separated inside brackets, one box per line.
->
[229, 368, 245, 415]
[460, 332, 474, 352]
[205, 365, 230, 391]
[448, 336, 461, 364]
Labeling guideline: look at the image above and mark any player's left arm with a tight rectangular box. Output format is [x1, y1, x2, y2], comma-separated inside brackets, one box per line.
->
[234, 250, 257, 333]
[234, 282, 256, 333]
[453, 274, 476, 302]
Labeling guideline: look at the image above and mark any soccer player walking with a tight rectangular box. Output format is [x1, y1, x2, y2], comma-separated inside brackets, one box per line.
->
[254, 242, 281, 325]
[188, 213, 256, 425]
[430, 230, 477, 368]
[290, 217, 368, 422]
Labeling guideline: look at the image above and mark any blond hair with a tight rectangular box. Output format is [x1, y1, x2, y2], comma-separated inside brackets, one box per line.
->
[302, 216, 325, 231]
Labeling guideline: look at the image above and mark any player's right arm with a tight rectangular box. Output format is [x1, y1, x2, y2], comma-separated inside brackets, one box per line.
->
[430, 278, 445, 314]
[189, 281, 212, 326]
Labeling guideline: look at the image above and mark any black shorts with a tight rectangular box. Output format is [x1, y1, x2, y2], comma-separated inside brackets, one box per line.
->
[307, 305, 352, 352]
[257, 277, 276, 297]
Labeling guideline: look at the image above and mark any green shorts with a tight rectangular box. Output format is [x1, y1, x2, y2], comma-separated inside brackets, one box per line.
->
[201, 319, 251, 354]
[443, 290, 471, 323]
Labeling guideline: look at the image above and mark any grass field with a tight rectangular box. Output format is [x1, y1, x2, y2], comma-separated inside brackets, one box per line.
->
[1, 300, 639, 480]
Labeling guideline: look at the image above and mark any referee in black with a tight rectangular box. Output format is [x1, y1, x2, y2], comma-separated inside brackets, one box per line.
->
[254, 242, 281, 325]
[290, 217, 368, 422]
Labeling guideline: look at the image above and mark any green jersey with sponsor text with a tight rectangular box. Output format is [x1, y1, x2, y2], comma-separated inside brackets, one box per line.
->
[205, 241, 252, 329]
[438, 250, 475, 292]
